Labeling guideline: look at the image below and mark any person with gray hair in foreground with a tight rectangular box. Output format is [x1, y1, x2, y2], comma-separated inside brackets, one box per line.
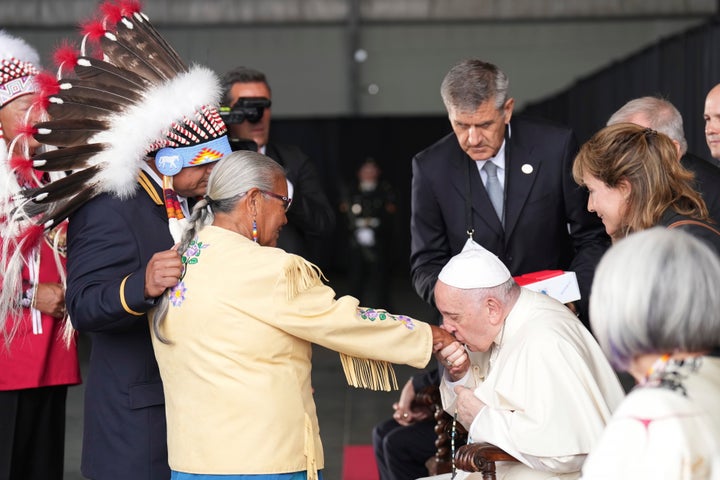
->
[581, 227, 720, 479]
[419, 240, 624, 480]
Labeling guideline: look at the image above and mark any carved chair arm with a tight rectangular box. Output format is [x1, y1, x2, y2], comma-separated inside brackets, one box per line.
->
[454, 442, 518, 474]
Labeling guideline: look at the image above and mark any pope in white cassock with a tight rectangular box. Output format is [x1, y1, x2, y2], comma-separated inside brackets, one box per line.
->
[419, 239, 625, 480]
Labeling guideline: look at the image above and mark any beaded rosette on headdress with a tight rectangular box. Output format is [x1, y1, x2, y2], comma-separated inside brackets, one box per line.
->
[0, 1, 231, 342]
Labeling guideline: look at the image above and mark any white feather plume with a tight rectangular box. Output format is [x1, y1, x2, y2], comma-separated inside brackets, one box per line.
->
[92, 65, 222, 198]
[0, 29, 40, 66]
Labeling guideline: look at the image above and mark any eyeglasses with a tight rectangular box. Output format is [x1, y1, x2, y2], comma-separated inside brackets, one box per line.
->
[260, 190, 292, 212]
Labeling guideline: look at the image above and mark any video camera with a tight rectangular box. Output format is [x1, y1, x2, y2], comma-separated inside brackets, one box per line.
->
[219, 97, 272, 125]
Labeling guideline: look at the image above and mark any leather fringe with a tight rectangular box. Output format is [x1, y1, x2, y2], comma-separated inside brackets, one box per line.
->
[283, 255, 399, 391]
[339, 353, 399, 391]
[284, 255, 325, 300]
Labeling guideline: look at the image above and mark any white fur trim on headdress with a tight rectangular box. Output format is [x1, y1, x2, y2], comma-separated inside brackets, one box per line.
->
[91, 65, 223, 198]
[0, 30, 40, 67]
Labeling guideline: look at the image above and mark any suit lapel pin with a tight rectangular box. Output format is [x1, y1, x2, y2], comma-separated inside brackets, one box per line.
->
[521, 164, 533, 174]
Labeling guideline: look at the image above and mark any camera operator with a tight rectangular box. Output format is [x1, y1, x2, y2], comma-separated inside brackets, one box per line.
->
[221, 66, 335, 259]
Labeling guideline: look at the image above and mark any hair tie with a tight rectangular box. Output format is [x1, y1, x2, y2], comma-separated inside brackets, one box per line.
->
[204, 195, 215, 206]
[642, 127, 658, 138]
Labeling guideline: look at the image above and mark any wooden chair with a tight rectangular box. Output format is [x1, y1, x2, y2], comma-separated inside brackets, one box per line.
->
[414, 384, 519, 479]
[454, 442, 519, 480]
[413, 385, 468, 476]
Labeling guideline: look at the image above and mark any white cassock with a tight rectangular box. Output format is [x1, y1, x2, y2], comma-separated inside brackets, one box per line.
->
[420, 289, 625, 480]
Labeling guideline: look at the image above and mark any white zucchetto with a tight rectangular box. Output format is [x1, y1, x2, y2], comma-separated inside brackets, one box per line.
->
[438, 238, 511, 289]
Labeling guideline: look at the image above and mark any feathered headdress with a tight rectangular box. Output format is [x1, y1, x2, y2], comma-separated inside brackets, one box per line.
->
[0, 30, 58, 347]
[1, 1, 231, 344]
[0, 30, 42, 220]
[21, 0, 231, 230]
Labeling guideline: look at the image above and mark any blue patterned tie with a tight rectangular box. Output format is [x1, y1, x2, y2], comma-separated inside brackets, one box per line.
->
[483, 161, 503, 224]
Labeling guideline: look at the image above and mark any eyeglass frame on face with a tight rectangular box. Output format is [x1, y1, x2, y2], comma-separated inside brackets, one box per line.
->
[259, 190, 292, 211]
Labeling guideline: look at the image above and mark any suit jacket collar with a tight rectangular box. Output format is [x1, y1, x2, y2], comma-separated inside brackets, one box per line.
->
[447, 119, 542, 241]
[264, 143, 283, 166]
[503, 125, 541, 239]
[137, 169, 172, 224]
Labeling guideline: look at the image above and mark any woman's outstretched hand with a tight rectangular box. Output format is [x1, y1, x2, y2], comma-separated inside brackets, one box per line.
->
[430, 324, 455, 352]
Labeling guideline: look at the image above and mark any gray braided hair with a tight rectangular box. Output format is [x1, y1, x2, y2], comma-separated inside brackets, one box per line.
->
[151, 150, 286, 343]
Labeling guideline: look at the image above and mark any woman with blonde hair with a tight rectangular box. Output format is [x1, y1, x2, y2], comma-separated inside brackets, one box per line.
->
[572, 123, 719, 252]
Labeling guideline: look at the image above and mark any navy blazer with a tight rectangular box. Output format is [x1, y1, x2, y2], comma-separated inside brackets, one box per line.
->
[410, 116, 610, 321]
[66, 171, 171, 480]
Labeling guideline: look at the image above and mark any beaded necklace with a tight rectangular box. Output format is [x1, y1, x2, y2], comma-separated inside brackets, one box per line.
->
[449, 324, 505, 478]
[450, 410, 458, 479]
[640, 353, 703, 396]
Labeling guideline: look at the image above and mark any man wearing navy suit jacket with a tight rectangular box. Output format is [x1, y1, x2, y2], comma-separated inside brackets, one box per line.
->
[66, 161, 216, 480]
[374, 59, 610, 480]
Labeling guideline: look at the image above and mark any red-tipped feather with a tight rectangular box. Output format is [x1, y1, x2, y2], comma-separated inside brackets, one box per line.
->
[34, 72, 60, 109]
[18, 224, 45, 257]
[8, 155, 35, 185]
[53, 43, 79, 70]
[35, 71, 60, 97]
[17, 123, 38, 138]
[119, 0, 142, 17]
[100, 2, 124, 24]
[81, 19, 107, 44]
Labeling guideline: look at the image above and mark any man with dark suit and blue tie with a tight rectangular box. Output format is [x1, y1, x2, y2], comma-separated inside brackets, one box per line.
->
[373, 59, 610, 480]
[410, 59, 609, 316]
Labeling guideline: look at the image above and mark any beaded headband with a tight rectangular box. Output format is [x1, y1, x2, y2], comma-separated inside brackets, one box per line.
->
[0, 31, 40, 107]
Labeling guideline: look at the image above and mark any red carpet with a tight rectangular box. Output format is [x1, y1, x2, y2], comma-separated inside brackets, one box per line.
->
[342, 445, 379, 480]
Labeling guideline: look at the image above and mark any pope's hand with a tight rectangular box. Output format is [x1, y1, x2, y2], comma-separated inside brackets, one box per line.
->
[453, 385, 486, 429]
[438, 341, 470, 380]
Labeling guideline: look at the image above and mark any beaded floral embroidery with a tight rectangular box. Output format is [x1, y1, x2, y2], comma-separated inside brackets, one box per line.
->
[169, 282, 187, 307]
[169, 238, 209, 307]
[357, 308, 415, 330]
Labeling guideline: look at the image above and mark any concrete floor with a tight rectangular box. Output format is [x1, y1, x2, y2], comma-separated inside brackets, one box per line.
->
[62, 274, 437, 480]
